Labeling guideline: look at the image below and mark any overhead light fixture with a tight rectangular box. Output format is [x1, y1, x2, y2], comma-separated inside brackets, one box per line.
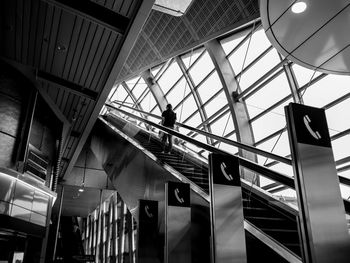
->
[78, 187, 84, 193]
[291, 1, 307, 13]
[78, 147, 88, 193]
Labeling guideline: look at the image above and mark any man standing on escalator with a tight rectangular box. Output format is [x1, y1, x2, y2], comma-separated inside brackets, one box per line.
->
[161, 103, 177, 153]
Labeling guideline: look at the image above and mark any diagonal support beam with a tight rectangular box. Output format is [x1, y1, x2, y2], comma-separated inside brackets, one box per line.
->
[42, 0, 129, 34]
[63, 0, 155, 179]
[37, 71, 98, 101]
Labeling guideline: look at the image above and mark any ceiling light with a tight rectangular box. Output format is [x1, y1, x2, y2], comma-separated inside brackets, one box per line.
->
[78, 187, 84, 193]
[291, 1, 307, 13]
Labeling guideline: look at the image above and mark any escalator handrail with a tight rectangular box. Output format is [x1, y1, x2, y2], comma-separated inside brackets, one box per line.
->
[104, 107, 350, 215]
[104, 104, 295, 189]
[107, 101, 292, 165]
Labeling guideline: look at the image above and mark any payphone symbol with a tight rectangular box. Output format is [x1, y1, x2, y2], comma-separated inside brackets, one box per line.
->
[174, 188, 184, 204]
[303, 115, 321, 140]
[145, 205, 153, 218]
[220, 162, 233, 181]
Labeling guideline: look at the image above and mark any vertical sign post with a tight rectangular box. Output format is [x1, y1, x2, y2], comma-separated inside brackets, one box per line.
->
[165, 182, 191, 263]
[285, 103, 350, 263]
[137, 200, 159, 263]
[209, 153, 246, 263]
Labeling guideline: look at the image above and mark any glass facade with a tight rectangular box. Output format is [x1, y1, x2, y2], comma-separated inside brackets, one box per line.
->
[103, 21, 350, 200]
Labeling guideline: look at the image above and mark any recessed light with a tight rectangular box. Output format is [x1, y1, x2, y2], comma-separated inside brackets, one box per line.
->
[291, 1, 307, 13]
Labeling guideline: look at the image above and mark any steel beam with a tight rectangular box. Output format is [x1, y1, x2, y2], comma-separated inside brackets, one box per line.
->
[37, 71, 98, 101]
[205, 39, 257, 181]
[64, 0, 155, 179]
[175, 57, 213, 144]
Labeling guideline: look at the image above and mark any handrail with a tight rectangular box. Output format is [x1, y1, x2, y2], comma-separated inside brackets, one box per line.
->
[103, 105, 350, 215]
[105, 103, 295, 188]
[106, 101, 292, 165]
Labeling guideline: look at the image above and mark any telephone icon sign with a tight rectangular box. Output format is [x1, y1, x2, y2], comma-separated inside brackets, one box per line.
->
[174, 188, 184, 204]
[220, 162, 233, 181]
[303, 115, 321, 140]
[145, 205, 153, 218]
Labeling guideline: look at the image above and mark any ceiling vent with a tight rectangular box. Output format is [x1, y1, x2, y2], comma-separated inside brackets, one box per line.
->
[153, 0, 194, 16]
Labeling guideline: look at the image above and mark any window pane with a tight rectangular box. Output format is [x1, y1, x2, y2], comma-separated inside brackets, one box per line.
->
[331, 135, 350, 161]
[181, 47, 205, 68]
[140, 92, 157, 112]
[189, 52, 215, 85]
[166, 77, 191, 107]
[251, 103, 287, 142]
[292, 63, 322, 87]
[326, 98, 350, 135]
[245, 73, 291, 119]
[125, 77, 139, 90]
[158, 61, 183, 94]
[220, 30, 248, 56]
[110, 85, 128, 103]
[244, 28, 272, 66]
[197, 71, 223, 104]
[184, 112, 202, 128]
[302, 75, 350, 108]
[151, 64, 163, 77]
[176, 95, 197, 122]
[210, 112, 235, 137]
[204, 90, 226, 118]
[132, 78, 148, 101]
[238, 49, 281, 91]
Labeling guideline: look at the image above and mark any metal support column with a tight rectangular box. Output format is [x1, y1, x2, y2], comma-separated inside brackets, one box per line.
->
[206, 39, 257, 182]
[52, 186, 64, 261]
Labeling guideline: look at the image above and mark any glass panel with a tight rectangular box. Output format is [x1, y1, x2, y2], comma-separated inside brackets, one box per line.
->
[166, 77, 191, 107]
[251, 103, 287, 143]
[218, 133, 238, 154]
[331, 135, 350, 161]
[220, 30, 248, 56]
[158, 61, 183, 95]
[292, 63, 322, 87]
[181, 47, 205, 68]
[238, 49, 281, 91]
[197, 71, 222, 104]
[269, 163, 294, 177]
[203, 90, 226, 118]
[151, 64, 163, 77]
[302, 75, 350, 108]
[256, 131, 291, 164]
[140, 92, 157, 112]
[244, 74, 291, 119]
[189, 52, 215, 85]
[132, 78, 148, 101]
[244, 28, 272, 66]
[176, 95, 197, 122]
[210, 112, 235, 137]
[326, 98, 350, 135]
[110, 85, 128, 104]
[125, 77, 140, 90]
[184, 112, 202, 128]
[0, 201, 11, 216]
[107, 85, 117, 100]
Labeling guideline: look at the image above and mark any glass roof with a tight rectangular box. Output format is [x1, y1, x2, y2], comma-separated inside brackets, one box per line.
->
[103, 22, 350, 200]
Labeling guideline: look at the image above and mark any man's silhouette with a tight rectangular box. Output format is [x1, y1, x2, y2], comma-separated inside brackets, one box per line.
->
[161, 104, 177, 153]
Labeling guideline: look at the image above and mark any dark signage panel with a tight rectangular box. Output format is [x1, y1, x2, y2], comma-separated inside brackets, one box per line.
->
[139, 199, 158, 223]
[286, 103, 331, 147]
[210, 153, 240, 186]
[167, 182, 190, 207]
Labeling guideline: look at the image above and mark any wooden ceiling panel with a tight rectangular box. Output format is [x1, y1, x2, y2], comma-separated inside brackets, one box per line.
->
[49, 10, 76, 77]
[88, 33, 121, 91]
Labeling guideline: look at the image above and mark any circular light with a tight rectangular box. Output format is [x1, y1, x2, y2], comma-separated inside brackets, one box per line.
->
[291, 2, 307, 13]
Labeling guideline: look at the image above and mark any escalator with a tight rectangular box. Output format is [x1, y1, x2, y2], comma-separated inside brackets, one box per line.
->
[102, 113, 302, 262]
